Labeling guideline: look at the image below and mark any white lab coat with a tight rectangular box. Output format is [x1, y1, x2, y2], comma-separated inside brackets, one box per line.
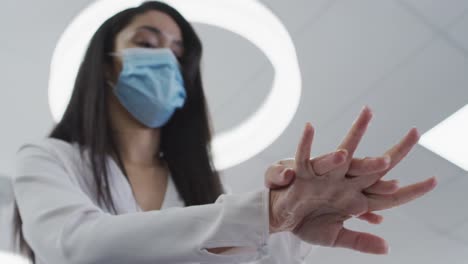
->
[12, 138, 312, 264]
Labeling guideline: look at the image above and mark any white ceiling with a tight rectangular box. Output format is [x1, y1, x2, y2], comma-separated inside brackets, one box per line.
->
[1, 0, 468, 262]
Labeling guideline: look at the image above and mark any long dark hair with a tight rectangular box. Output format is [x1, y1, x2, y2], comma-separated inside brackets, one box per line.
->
[14, 1, 224, 260]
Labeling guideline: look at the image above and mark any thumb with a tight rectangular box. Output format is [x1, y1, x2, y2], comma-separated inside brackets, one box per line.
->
[265, 165, 296, 189]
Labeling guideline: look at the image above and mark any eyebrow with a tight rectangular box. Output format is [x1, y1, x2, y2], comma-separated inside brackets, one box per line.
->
[137, 25, 183, 45]
[138, 25, 162, 35]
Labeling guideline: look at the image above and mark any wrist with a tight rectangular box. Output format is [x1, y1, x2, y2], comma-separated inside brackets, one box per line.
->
[268, 189, 283, 234]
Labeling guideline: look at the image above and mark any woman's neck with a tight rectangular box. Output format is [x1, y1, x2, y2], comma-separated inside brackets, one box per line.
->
[114, 127, 162, 167]
[109, 95, 163, 168]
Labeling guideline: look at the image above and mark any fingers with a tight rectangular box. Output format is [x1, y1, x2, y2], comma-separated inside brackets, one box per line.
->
[368, 177, 437, 211]
[357, 212, 384, 224]
[312, 150, 348, 175]
[264, 164, 296, 189]
[295, 123, 315, 172]
[334, 227, 389, 254]
[354, 128, 420, 188]
[348, 156, 391, 176]
[380, 128, 420, 176]
[337, 106, 373, 161]
[364, 180, 399, 195]
[278, 159, 295, 168]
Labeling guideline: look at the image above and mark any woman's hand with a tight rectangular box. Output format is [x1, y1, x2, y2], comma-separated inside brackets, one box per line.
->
[264, 107, 435, 224]
[269, 123, 385, 253]
[267, 108, 437, 254]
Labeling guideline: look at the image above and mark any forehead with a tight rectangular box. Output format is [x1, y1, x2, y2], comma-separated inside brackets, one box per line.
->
[124, 10, 182, 39]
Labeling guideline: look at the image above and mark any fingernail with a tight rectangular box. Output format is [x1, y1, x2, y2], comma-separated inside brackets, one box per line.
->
[362, 105, 373, 114]
[337, 149, 348, 156]
[284, 169, 294, 179]
[334, 150, 347, 163]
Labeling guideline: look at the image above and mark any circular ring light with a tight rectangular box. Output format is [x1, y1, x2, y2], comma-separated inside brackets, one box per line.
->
[49, 0, 302, 170]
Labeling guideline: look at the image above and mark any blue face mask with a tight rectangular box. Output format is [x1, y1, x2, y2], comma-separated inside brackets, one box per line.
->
[111, 48, 186, 128]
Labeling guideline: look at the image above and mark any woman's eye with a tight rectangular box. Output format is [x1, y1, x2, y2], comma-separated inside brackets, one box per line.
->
[136, 41, 156, 48]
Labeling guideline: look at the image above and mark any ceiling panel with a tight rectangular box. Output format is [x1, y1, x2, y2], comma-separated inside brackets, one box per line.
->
[450, 219, 468, 244]
[194, 23, 272, 120]
[382, 145, 463, 187]
[398, 173, 468, 233]
[0, 175, 14, 250]
[449, 11, 468, 51]
[0, 0, 95, 175]
[258, 0, 434, 162]
[0, 0, 94, 58]
[261, 0, 334, 34]
[294, 0, 433, 123]
[211, 66, 273, 134]
[307, 211, 468, 264]
[194, 23, 275, 134]
[401, 0, 468, 28]
[220, 154, 271, 193]
[311, 37, 468, 178]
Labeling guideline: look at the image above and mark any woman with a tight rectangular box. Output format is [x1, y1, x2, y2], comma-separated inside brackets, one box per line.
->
[12, 2, 436, 263]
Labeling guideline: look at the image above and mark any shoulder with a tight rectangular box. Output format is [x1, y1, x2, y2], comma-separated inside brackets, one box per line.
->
[17, 138, 84, 162]
[18, 137, 78, 156]
[16, 138, 85, 176]
[15, 138, 107, 203]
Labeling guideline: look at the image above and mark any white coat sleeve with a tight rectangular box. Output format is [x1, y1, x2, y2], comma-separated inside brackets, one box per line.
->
[248, 232, 314, 264]
[221, 180, 314, 263]
[13, 143, 270, 264]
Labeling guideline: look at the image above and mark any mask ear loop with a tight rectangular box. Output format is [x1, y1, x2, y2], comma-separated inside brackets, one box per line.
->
[106, 80, 117, 88]
[108, 51, 123, 57]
